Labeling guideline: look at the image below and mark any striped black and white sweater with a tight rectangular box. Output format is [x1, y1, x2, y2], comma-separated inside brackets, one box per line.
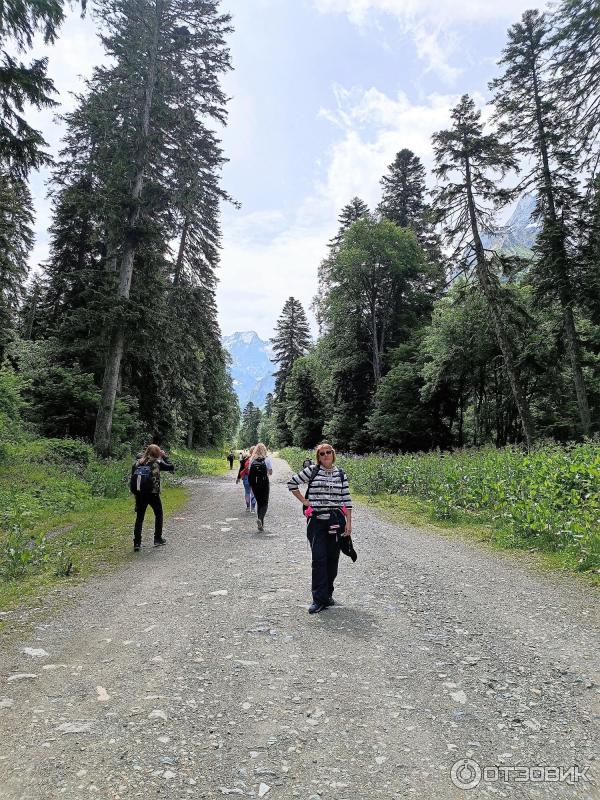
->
[287, 465, 352, 510]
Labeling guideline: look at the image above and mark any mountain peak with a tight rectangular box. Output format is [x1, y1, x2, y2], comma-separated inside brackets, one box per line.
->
[222, 331, 275, 408]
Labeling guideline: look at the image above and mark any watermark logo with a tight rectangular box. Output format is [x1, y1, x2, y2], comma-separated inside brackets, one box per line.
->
[451, 759, 482, 790]
[450, 760, 591, 790]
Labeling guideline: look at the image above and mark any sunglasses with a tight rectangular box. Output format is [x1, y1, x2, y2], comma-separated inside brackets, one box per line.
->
[319, 449, 333, 456]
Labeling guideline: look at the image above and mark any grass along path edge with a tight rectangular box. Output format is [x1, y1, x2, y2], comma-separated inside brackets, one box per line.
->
[279, 446, 600, 589]
[0, 445, 230, 636]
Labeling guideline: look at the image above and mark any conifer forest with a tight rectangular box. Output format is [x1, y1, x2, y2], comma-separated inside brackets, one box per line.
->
[264, 3, 600, 454]
[1, 1, 599, 461]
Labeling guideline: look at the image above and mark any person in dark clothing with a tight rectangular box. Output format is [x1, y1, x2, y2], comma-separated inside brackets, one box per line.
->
[288, 442, 353, 614]
[227, 450, 234, 469]
[248, 442, 273, 531]
[130, 444, 174, 551]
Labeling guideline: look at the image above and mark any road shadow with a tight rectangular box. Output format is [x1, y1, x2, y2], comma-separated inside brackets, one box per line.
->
[315, 605, 380, 641]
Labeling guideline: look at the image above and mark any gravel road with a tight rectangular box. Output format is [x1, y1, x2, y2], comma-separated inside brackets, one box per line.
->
[0, 458, 598, 800]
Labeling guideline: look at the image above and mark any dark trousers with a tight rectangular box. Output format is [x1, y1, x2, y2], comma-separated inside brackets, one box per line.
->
[133, 493, 163, 546]
[251, 485, 269, 524]
[307, 516, 341, 604]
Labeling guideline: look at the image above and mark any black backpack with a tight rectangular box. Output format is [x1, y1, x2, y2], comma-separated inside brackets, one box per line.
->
[131, 463, 153, 494]
[249, 457, 269, 488]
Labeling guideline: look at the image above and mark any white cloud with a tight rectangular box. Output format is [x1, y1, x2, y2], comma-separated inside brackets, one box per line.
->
[26, 11, 104, 271]
[219, 85, 478, 339]
[218, 219, 329, 339]
[313, 0, 538, 82]
[310, 85, 471, 215]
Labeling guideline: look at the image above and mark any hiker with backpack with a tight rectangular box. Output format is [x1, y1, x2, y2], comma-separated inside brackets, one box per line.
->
[248, 442, 273, 531]
[236, 447, 256, 513]
[130, 444, 175, 551]
[288, 442, 354, 615]
[227, 450, 234, 470]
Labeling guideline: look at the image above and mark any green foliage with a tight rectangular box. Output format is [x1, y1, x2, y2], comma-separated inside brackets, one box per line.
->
[239, 402, 262, 449]
[0, 437, 215, 587]
[284, 356, 325, 448]
[271, 297, 312, 399]
[282, 442, 600, 571]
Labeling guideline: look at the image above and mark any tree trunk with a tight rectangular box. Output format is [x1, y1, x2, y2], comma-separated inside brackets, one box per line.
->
[174, 215, 189, 286]
[187, 421, 194, 449]
[370, 298, 381, 386]
[464, 156, 536, 449]
[529, 42, 591, 436]
[93, 0, 163, 456]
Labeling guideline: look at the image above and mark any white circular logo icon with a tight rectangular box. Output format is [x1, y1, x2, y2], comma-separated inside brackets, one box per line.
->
[451, 759, 482, 790]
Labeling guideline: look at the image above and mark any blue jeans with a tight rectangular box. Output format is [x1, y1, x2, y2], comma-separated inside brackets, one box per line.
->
[242, 476, 255, 509]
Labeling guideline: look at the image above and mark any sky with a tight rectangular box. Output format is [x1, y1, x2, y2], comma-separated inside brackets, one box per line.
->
[26, 0, 542, 340]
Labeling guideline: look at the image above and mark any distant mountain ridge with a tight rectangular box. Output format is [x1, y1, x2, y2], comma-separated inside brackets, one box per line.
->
[482, 193, 540, 256]
[222, 331, 275, 409]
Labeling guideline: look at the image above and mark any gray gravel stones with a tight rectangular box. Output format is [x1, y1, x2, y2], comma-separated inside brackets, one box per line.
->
[0, 458, 598, 799]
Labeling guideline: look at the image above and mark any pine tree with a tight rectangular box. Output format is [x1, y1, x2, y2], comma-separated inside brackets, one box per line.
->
[314, 198, 371, 331]
[329, 197, 371, 249]
[284, 357, 325, 448]
[271, 297, 312, 398]
[378, 148, 444, 270]
[0, 0, 63, 176]
[378, 149, 426, 229]
[491, 9, 592, 436]
[432, 94, 536, 448]
[552, 0, 600, 160]
[239, 402, 261, 448]
[0, 171, 33, 358]
[90, 0, 232, 454]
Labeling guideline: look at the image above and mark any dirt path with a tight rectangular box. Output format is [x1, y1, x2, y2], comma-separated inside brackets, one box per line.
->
[0, 458, 598, 800]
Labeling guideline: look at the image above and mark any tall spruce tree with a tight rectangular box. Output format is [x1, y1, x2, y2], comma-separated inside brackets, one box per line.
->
[239, 402, 261, 448]
[271, 297, 312, 397]
[378, 149, 426, 229]
[284, 356, 325, 448]
[0, 172, 33, 358]
[314, 198, 371, 332]
[491, 9, 592, 436]
[378, 148, 445, 273]
[432, 95, 536, 448]
[553, 0, 600, 159]
[270, 297, 311, 447]
[88, 0, 232, 454]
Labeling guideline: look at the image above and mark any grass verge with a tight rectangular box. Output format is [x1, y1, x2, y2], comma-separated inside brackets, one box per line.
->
[280, 446, 600, 588]
[0, 440, 224, 631]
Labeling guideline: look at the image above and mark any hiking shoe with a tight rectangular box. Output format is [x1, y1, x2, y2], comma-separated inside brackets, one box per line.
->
[325, 597, 335, 607]
[154, 538, 167, 547]
[308, 602, 326, 615]
[134, 545, 141, 552]
[246, 507, 251, 513]
[257, 519, 263, 531]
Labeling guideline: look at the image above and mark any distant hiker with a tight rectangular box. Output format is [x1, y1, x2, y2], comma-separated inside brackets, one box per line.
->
[227, 450, 234, 469]
[130, 444, 174, 552]
[248, 442, 273, 531]
[302, 457, 313, 469]
[288, 442, 355, 615]
[236, 447, 256, 512]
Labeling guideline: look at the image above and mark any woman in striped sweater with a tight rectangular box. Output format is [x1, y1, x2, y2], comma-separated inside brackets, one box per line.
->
[288, 442, 353, 614]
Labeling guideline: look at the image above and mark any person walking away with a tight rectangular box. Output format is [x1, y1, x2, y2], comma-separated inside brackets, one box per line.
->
[130, 444, 175, 551]
[227, 450, 234, 470]
[248, 442, 273, 531]
[302, 457, 313, 469]
[236, 447, 256, 512]
[288, 442, 353, 614]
